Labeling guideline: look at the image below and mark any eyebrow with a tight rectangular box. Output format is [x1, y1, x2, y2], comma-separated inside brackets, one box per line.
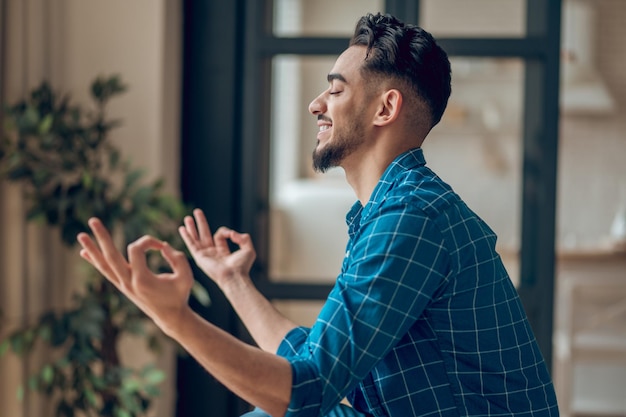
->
[327, 73, 347, 83]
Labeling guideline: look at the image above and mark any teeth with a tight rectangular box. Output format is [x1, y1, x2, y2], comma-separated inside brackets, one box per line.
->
[320, 125, 330, 132]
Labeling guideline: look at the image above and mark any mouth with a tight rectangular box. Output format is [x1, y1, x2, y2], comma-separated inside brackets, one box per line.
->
[316, 117, 332, 140]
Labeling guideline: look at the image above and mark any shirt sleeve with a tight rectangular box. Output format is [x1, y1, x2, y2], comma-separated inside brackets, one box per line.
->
[284, 200, 451, 417]
[277, 326, 311, 357]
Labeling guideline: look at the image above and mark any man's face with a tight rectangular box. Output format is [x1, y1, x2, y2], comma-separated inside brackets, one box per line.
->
[309, 46, 373, 173]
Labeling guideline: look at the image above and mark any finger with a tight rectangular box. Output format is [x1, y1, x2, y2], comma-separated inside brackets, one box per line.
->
[79, 248, 92, 262]
[229, 231, 255, 253]
[127, 235, 166, 273]
[183, 215, 199, 242]
[213, 227, 234, 254]
[77, 231, 124, 288]
[87, 218, 130, 281]
[178, 225, 197, 251]
[193, 209, 213, 245]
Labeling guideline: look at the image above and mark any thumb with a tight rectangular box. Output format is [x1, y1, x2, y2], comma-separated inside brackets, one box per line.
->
[128, 235, 165, 271]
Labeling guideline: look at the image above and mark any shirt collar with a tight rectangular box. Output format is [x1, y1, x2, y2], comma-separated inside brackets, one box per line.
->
[345, 147, 426, 236]
[368, 147, 426, 205]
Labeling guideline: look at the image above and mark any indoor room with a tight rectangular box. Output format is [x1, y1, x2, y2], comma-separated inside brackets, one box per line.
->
[1, 1, 625, 416]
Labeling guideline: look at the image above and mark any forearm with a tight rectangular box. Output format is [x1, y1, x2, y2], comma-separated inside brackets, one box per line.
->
[221, 274, 298, 352]
[164, 307, 292, 417]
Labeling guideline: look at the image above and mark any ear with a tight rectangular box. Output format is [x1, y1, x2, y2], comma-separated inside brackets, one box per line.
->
[373, 89, 403, 127]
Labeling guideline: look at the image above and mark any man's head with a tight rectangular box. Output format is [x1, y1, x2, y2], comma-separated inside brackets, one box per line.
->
[349, 13, 451, 130]
[309, 13, 451, 173]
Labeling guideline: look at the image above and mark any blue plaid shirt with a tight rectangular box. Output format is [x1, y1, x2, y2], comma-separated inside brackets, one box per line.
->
[277, 148, 559, 417]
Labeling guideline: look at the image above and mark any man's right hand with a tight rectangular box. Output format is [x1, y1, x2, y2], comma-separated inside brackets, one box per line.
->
[178, 208, 256, 290]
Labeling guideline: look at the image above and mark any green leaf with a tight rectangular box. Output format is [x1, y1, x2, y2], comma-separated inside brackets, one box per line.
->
[51, 315, 69, 346]
[192, 281, 211, 307]
[132, 186, 153, 207]
[124, 169, 144, 189]
[124, 318, 145, 335]
[32, 168, 52, 187]
[109, 149, 120, 169]
[28, 374, 39, 390]
[114, 408, 132, 417]
[23, 329, 36, 345]
[144, 385, 160, 397]
[41, 364, 54, 384]
[19, 105, 40, 130]
[91, 75, 127, 103]
[121, 378, 141, 393]
[0, 339, 9, 356]
[90, 374, 106, 390]
[81, 172, 93, 189]
[55, 356, 70, 368]
[146, 333, 162, 353]
[10, 335, 25, 354]
[142, 367, 165, 385]
[38, 114, 54, 135]
[38, 324, 52, 342]
[84, 387, 97, 406]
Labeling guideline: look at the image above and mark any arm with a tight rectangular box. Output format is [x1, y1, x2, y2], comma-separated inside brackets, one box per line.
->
[285, 203, 450, 416]
[179, 209, 298, 352]
[76, 218, 291, 417]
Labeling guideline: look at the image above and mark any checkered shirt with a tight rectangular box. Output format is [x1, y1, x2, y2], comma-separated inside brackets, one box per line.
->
[277, 148, 559, 417]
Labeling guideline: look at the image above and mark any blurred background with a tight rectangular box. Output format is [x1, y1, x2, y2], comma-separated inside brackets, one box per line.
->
[1, 1, 625, 416]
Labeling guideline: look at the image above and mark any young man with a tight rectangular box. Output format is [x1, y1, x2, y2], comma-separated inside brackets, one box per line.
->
[77, 13, 560, 417]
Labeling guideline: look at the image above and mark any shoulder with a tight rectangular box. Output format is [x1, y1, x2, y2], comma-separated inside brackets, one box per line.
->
[384, 164, 460, 219]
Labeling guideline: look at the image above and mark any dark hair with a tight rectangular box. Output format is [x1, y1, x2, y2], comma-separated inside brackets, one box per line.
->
[350, 13, 451, 128]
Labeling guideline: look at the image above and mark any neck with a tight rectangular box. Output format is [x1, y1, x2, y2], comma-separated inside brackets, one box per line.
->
[343, 156, 387, 206]
[342, 138, 420, 206]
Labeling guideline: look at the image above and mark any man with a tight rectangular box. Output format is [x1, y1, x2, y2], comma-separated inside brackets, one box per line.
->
[77, 13, 559, 417]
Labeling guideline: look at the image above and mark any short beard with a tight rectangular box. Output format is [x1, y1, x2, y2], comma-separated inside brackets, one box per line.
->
[312, 119, 364, 173]
[312, 142, 351, 173]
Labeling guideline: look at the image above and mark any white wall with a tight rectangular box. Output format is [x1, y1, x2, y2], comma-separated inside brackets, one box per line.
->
[56, 0, 181, 190]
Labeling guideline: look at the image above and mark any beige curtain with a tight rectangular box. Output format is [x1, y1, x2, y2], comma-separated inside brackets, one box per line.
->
[0, 1, 74, 416]
[0, 1, 179, 416]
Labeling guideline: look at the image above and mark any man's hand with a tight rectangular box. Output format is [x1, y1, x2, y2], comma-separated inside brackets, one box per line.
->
[179, 209, 296, 353]
[178, 208, 256, 290]
[76, 218, 194, 335]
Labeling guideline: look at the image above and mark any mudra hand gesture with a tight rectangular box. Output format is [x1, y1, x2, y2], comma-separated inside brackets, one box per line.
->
[76, 208, 256, 334]
[178, 208, 256, 290]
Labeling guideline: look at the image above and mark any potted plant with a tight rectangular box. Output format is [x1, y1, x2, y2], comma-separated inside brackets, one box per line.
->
[0, 76, 209, 417]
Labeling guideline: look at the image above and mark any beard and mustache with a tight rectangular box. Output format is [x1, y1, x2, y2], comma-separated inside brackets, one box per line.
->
[311, 115, 365, 173]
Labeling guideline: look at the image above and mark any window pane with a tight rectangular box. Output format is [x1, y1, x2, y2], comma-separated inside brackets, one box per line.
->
[268, 55, 353, 284]
[426, 57, 525, 286]
[272, 300, 325, 327]
[268, 55, 525, 287]
[420, 0, 527, 38]
[273, 0, 384, 37]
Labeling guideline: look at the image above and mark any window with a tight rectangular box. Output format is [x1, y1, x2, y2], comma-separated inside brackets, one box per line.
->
[239, 0, 560, 369]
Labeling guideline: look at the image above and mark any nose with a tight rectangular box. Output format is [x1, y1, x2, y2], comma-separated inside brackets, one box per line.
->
[308, 91, 326, 115]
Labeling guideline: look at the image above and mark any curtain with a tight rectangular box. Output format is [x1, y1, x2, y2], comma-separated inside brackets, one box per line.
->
[0, 1, 72, 415]
[0, 1, 180, 416]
